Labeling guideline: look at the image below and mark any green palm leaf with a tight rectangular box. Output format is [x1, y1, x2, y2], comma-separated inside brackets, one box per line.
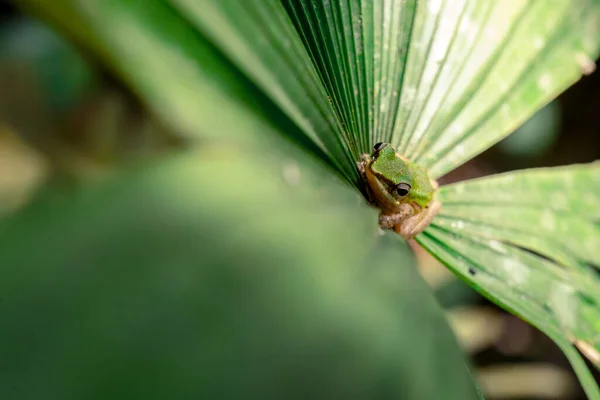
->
[435, 164, 600, 268]
[168, 0, 356, 176]
[7, 1, 482, 398]
[284, 0, 599, 177]
[279, 3, 600, 396]
[419, 164, 600, 380]
[12, 0, 600, 397]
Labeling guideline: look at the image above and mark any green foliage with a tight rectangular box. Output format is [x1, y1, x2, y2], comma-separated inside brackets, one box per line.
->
[0, 148, 480, 399]
[281, 0, 600, 178]
[7, 0, 600, 398]
[420, 164, 600, 387]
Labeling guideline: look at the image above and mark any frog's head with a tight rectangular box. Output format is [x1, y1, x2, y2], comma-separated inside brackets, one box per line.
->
[366, 142, 434, 209]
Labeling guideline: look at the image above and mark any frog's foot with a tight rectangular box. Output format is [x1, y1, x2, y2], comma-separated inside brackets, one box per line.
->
[378, 203, 414, 229]
[429, 177, 439, 190]
[357, 154, 371, 174]
[396, 200, 441, 240]
[357, 160, 366, 177]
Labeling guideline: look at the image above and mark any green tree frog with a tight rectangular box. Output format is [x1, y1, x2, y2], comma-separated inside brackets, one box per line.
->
[358, 142, 441, 240]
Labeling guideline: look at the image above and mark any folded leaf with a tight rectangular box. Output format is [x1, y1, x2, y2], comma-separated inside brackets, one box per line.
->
[283, 0, 600, 178]
[168, 0, 358, 180]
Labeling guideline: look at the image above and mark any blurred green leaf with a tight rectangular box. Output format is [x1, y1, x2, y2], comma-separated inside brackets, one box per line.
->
[17, 0, 338, 174]
[0, 148, 480, 400]
[168, 0, 357, 181]
[418, 163, 600, 399]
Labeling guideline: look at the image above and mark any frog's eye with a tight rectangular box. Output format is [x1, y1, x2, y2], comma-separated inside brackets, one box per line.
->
[373, 142, 388, 152]
[393, 183, 411, 198]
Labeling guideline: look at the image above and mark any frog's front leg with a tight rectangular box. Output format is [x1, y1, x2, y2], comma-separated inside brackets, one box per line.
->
[357, 156, 367, 180]
[379, 203, 414, 229]
[358, 154, 375, 204]
[396, 200, 441, 240]
[357, 154, 373, 180]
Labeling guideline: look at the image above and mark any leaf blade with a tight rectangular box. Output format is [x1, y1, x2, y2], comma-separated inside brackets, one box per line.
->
[420, 162, 600, 396]
[282, 1, 600, 177]
[0, 147, 482, 400]
[417, 227, 600, 400]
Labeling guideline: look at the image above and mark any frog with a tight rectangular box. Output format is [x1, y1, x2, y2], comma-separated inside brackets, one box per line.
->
[357, 142, 441, 240]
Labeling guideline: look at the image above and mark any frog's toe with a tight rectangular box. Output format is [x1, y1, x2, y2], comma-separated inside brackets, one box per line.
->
[357, 162, 366, 176]
[378, 214, 398, 229]
[429, 178, 439, 190]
